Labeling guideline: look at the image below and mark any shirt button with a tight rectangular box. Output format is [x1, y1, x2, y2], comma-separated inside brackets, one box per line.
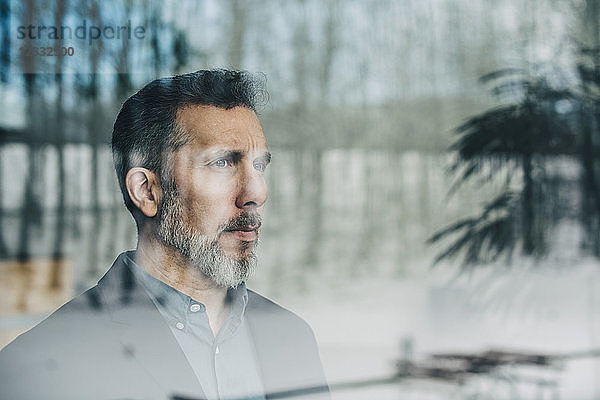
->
[175, 322, 185, 330]
[190, 304, 202, 313]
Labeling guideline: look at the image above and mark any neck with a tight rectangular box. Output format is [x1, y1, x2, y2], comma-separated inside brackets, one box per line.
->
[135, 225, 230, 335]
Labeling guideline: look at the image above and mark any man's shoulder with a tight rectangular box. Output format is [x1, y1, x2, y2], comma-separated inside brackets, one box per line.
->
[0, 284, 125, 399]
[0, 259, 193, 400]
[0, 253, 132, 372]
[245, 289, 317, 340]
[0, 284, 108, 357]
[247, 289, 308, 321]
[246, 288, 292, 314]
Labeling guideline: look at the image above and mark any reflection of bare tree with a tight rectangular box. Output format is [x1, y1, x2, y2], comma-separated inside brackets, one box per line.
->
[16, 0, 42, 264]
[87, 1, 104, 280]
[352, 159, 375, 274]
[228, 0, 246, 69]
[15, 77, 41, 303]
[49, 0, 67, 290]
[292, 0, 309, 116]
[300, 0, 341, 271]
[0, 144, 6, 258]
[149, 4, 163, 77]
[0, 0, 9, 259]
[303, 150, 322, 271]
[0, 0, 9, 82]
[115, 2, 133, 100]
[172, 28, 190, 75]
[578, 0, 600, 256]
[319, 0, 337, 102]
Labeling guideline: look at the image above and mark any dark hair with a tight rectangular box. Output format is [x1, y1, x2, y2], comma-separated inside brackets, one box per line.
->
[111, 69, 267, 219]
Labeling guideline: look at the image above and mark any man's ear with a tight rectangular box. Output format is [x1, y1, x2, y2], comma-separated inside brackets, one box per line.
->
[125, 168, 161, 218]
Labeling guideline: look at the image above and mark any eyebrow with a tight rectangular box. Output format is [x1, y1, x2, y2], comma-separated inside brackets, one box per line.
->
[219, 150, 243, 163]
[205, 149, 272, 164]
[261, 151, 272, 164]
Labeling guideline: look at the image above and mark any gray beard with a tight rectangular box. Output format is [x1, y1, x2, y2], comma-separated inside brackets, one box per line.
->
[156, 189, 257, 288]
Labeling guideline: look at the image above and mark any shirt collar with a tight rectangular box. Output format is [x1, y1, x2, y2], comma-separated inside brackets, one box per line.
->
[123, 251, 249, 328]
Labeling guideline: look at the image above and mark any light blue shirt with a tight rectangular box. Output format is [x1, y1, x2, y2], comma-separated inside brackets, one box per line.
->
[126, 253, 265, 400]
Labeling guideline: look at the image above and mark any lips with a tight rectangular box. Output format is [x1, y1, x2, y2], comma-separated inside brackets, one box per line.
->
[221, 212, 262, 242]
[225, 227, 258, 241]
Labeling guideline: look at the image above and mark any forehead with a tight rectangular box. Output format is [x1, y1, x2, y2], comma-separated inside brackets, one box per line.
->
[175, 105, 266, 149]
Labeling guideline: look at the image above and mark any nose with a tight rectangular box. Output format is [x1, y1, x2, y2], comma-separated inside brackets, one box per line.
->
[235, 166, 268, 210]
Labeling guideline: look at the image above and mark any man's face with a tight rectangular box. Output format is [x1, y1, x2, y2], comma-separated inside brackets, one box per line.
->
[156, 105, 270, 287]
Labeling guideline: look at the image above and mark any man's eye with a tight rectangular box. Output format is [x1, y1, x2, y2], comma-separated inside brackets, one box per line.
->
[254, 162, 266, 172]
[213, 159, 229, 168]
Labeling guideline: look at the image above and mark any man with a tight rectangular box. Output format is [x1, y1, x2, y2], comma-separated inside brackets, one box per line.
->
[0, 70, 329, 400]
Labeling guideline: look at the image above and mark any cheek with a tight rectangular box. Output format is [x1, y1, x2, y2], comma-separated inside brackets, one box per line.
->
[183, 183, 237, 229]
[190, 179, 236, 208]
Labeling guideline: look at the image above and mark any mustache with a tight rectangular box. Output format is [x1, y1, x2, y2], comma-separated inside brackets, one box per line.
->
[221, 212, 262, 232]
